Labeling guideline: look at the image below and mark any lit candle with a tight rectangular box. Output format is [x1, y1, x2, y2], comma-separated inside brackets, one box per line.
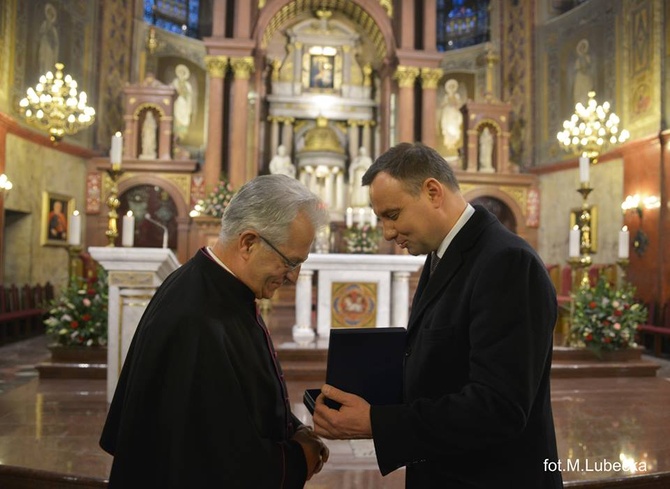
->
[369, 210, 377, 229]
[110, 131, 123, 170]
[579, 156, 590, 183]
[618, 225, 629, 259]
[358, 208, 365, 227]
[569, 225, 580, 258]
[68, 210, 81, 246]
[122, 211, 135, 247]
[345, 207, 353, 228]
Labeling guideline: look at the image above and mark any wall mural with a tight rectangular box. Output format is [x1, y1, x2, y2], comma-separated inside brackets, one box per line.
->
[535, 0, 618, 164]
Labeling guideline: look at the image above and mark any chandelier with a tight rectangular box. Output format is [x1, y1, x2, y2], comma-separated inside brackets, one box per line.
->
[556, 91, 630, 161]
[18, 63, 95, 142]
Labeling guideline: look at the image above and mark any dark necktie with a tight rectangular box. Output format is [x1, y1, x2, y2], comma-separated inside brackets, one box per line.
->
[430, 251, 441, 276]
[255, 304, 293, 437]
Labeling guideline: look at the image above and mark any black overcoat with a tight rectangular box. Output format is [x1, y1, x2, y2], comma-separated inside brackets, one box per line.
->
[370, 206, 563, 488]
[100, 249, 306, 488]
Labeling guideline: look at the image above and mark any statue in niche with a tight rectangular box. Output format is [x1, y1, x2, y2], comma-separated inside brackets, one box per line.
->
[140, 111, 157, 160]
[349, 147, 373, 207]
[38, 3, 59, 74]
[171, 64, 194, 141]
[269, 145, 295, 178]
[439, 79, 464, 153]
[572, 39, 593, 107]
[478, 127, 494, 173]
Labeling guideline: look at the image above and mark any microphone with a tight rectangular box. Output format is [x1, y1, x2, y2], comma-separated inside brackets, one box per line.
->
[144, 213, 168, 249]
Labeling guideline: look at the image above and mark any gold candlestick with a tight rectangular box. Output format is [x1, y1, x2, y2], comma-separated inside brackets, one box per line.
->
[105, 166, 123, 246]
[616, 258, 629, 287]
[567, 255, 592, 291]
[67, 245, 83, 281]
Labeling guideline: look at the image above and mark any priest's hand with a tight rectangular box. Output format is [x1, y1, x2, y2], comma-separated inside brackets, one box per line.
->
[312, 384, 372, 440]
[292, 426, 329, 479]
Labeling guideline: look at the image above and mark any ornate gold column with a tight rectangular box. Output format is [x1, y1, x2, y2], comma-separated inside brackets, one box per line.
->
[229, 56, 254, 188]
[394, 66, 420, 143]
[204, 55, 228, 191]
[420, 68, 443, 148]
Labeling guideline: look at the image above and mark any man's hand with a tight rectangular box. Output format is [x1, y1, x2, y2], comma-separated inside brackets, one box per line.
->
[292, 426, 329, 479]
[312, 384, 373, 440]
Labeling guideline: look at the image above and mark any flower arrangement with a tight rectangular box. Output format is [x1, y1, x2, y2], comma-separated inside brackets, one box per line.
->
[191, 177, 236, 218]
[570, 276, 647, 353]
[44, 267, 109, 347]
[343, 224, 381, 254]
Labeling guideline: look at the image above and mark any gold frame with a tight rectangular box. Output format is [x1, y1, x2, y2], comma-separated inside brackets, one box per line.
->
[41, 191, 75, 246]
[569, 205, 598, 254]
[302, 50, 342, 92]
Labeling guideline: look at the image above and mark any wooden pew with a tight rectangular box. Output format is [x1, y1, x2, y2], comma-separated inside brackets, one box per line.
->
[0, 283, 52, 346]
[637, 301, 670, 357]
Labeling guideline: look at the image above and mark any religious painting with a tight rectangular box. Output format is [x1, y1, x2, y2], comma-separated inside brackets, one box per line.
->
[331, 282, 377, 329]
[302, 47, 342, 92]
[41, 191, 74, 246]
[570, 205, 598, 254]
[157, 56, 206, 149]
[309, 54, 335, 89]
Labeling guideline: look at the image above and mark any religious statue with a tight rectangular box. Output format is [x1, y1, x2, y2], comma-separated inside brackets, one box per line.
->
[439, 79, 464, 153]
[478, 127, 494, 173]
[139, 111, 157, 160]
[38, 3, 59, 75]
[572, 39, 593, 107]
[269, 145, 295, 178]
[349, 147, 373, 208]
[171, 64, 193, 140]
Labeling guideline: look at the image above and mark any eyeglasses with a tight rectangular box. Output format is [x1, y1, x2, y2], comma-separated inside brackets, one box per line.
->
[258, 235, 303, 271]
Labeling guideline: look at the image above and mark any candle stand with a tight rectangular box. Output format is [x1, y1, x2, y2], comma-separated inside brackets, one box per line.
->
[105, 166, 123, 247]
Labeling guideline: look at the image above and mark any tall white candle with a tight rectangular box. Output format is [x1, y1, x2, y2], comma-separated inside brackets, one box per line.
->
[111, 131, 123, 170]
[68, 210, 81, 246]
[579, 156, 590, 183]
[569, 225, 580, 258]
[618, 225, 630, 259]
[345, 207, 353, 228]
[357, 208, 365, 227]
[122, 211, 135, 247]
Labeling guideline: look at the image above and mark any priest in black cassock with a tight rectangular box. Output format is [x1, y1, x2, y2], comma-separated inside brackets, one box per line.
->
[100, 175, 330, 488]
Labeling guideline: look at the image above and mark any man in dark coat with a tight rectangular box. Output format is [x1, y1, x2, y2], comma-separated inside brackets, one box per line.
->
[313, 143, 562, 488]
[100, 175, 329, 488]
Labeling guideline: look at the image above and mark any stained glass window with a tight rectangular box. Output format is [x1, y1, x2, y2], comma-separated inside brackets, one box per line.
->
[436, 0, 490, 52]
[144, 0, 200, 38]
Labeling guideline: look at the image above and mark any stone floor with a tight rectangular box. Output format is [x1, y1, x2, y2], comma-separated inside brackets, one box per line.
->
[2, 335, 670, 487]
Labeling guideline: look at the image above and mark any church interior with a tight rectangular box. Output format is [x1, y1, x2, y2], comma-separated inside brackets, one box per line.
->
[1, 0, 670, 487]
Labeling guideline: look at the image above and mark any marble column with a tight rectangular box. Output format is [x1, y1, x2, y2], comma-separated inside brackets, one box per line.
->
[347, 120, 360, 162]
[293, 269, 315, 342]
[379, 62, 393, 152]
[281, 117, 295, 155]
[362, 121, 374, 155]
[392, 271, 411, 328]
[423, 0, 437, 51]
[420, 68, 443, 148]
[229, 56, 254, 189]
[268, 116, 280, 157]
[394, 66, 420, 144]
[204, 55, 228, 191]
[335, 169, 345, 212]
[398, 0, 415, 49]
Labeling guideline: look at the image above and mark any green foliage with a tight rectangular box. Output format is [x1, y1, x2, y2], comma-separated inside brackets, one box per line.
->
[192, 178, 236, 218]
[571, 276, 647, 353]
[44, 267, 108, 347]
[343, 224, 381, 254]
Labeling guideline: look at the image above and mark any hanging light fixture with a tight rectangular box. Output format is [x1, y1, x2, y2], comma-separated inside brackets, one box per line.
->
[556, 91, 630, 162]
[0, 174, 12, 194]
[18, 63, 95, 142]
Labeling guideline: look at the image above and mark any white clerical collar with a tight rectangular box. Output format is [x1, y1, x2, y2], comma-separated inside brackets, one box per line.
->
[205, 246, 237, 277]
[435, 203, 475, 259]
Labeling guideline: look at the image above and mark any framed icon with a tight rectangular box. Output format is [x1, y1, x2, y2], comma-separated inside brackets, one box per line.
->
[41, 191, 74, 246]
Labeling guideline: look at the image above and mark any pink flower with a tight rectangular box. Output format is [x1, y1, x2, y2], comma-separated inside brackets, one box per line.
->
[613, 323, 621, 330]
